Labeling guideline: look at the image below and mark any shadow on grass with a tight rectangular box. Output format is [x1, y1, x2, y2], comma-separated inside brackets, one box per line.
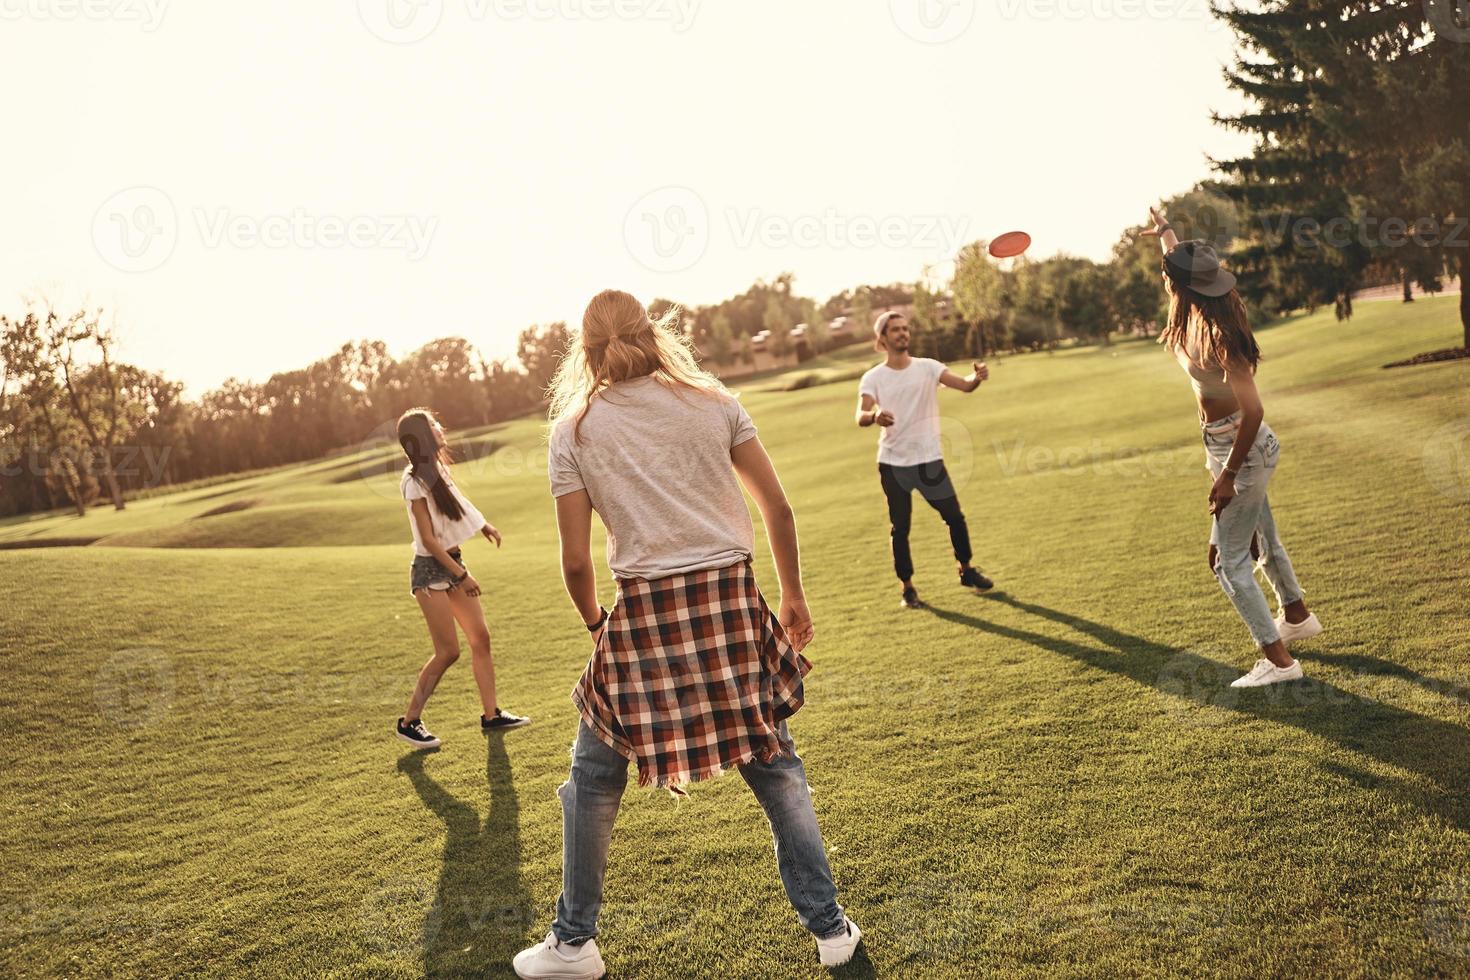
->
[927, 593, 1470, 833]
[398, 735, 531, 977]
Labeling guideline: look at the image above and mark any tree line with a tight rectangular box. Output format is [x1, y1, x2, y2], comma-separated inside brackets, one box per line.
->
[5, 1, 1463, 519]
[0, 308, 571, 519]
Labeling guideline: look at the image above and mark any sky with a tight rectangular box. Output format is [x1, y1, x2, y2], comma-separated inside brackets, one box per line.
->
[3, 0, 1255, 394]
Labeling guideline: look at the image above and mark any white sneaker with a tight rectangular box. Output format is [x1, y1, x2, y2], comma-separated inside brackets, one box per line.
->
[1275, 612, 1322, 645]
[816, 917, 862, 968]
[1230, 658, 1304, 688]
[512, 932, 605, 980]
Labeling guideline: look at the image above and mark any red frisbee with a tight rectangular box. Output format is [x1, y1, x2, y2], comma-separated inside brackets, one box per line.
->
[989, 231, 1032, 259]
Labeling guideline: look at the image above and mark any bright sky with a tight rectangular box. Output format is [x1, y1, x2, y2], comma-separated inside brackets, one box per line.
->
[4, 0, 1253, 394]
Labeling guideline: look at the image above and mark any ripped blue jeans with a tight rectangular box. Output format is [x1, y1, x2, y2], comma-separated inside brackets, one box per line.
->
[550, 721, 847, 945]
[1203, 413, 1305, 647]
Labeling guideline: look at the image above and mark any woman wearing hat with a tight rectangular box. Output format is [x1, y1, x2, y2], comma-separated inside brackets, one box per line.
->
[1142, 207, 1322, 688]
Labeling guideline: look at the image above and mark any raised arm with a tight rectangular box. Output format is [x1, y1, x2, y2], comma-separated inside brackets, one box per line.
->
[730, 437, 813, 652]
[554, 489, 604, 631]
[939, 361, 988, 392]
[1141, 205, 1180, 254]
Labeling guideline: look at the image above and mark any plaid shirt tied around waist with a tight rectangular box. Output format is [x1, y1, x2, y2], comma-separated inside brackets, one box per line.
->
[571, 560, 811, 792]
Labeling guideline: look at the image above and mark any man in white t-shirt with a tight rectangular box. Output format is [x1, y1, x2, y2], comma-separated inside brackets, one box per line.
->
[856, 311, 993, 609]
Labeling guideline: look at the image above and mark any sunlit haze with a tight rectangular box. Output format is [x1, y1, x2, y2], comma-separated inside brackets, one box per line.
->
[4, 0, 1253, 393]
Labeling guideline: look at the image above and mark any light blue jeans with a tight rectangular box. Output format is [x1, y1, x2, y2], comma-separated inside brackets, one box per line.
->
[1204, 412, 1306, 647]
[550, 721, 847, 944]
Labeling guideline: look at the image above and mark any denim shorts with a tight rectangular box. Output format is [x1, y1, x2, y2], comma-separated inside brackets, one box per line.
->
[409, 548, 464, 597]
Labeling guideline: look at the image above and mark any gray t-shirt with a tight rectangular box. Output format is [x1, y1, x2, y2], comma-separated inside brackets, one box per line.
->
[548, 376, 759, 581]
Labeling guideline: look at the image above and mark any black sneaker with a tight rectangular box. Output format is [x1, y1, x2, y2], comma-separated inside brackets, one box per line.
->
[959, 567, 993, 591]
[900, 586, 926, 610]
[481, 708, 531, 732]
[396, 717, 441, 749]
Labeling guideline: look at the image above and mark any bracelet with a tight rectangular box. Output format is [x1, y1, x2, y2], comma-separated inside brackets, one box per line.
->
[451, 569, 468, 585]
[587, 607, 608, 632]
[1157, 222, 1173, 233]
[1223, 465, 1239, 478]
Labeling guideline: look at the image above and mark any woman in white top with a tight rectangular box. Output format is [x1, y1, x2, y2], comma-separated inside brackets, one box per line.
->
[394, 408, 528, 750]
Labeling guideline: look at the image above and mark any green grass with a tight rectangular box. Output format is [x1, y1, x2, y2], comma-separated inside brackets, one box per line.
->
[3, 297, 1468, 978]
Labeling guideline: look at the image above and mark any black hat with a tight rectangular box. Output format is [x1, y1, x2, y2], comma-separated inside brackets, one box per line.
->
[1164, 240, 1237, 298]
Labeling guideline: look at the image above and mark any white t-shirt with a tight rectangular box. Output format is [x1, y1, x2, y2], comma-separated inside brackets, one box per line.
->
[400, 467, 487, 557]
[858, 357, 947, 466]
[548, 377, 758, 581]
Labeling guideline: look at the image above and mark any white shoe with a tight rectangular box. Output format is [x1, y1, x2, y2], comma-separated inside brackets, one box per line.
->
[816, 917, 862, 968]
[512, 932, 605, 980]
[1230, 658, 1304, 688]
[1275, 612, 1322, 645]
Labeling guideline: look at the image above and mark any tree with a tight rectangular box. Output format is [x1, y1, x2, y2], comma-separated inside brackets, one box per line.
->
[951, 242, 1014, 356]
[800, 300, 830, 355]
[44, 308, 151, 511]
[705, 312, 734, 364]
[763, 295, 791, 358]
[1215, 0, 1470, 347]
[516, 322, 571, 400]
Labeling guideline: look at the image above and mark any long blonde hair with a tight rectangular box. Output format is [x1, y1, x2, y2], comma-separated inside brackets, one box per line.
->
[547, 289, 729, 441]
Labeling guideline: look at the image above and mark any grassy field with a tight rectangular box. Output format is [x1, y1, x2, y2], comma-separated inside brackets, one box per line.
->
[2, 297, 1468, 978]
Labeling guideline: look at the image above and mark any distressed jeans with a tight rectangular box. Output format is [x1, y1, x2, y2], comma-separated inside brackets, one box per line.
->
[1203, 413, 1306, 647]
[550, 721, 847, 944]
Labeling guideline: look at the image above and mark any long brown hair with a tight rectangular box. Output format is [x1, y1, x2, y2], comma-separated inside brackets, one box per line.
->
[397, 408, 464, 521]
[546, 289, 729, 442]
[1159, 280, 1261, 372]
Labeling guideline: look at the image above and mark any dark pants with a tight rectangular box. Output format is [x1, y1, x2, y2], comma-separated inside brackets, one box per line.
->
[879, 461, 972, 582]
